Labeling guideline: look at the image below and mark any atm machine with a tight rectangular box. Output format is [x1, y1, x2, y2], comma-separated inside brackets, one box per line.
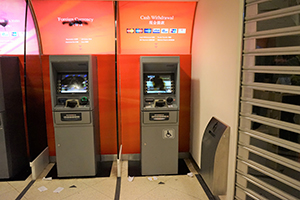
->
[49, 55, 99, 177]
[0, 57, 28, 179]
[140, 56, 180, 175]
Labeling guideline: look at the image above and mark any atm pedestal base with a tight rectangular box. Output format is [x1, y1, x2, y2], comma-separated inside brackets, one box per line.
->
[55, 126, 97, 177]
[141, 125, 178, 175]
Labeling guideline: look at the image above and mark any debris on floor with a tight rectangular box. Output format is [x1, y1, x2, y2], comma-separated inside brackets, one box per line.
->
[187, 172, 194, 177]
[147, 176, 158, 181]
[53, 187, 64, 193]
[42, 177, 52, 181]
[38, 186, 48, 192]
[128, 176, 134, 182]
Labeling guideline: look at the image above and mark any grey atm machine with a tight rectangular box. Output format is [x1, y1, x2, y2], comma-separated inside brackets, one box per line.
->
[0, 57, 28, 179]
[140, 56, 180, 175]
[49, 55, 99, 177]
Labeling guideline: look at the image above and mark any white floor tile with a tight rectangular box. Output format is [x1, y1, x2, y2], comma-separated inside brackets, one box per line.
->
[1, 159, 209, 200]
[138, 184, 205, 200]
[0, 189, 21, 200]
[64, 187, 113, 200]
[0, 182, 16, 195]
[91, 178, 117, 199]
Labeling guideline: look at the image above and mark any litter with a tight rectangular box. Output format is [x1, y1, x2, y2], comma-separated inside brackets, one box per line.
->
[38, 186, 48, 192]
[42, 177, 52, 181]
[53, 187, 64, 193]
[147, 176, 158, 181]
[187, 172, 194, 177]
[128, 176, 134, 182]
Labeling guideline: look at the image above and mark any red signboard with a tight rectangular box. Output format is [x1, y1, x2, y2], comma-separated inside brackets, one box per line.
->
[119, 2, 196, 54]
[31, 1, 115, 55]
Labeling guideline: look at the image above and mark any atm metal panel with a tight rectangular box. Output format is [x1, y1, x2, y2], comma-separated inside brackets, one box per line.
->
[141, 125, 178, 175]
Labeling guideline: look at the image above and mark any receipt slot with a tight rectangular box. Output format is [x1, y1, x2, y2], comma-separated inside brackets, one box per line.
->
[49, 55, 99, 177]
[140, 56, 180, 175]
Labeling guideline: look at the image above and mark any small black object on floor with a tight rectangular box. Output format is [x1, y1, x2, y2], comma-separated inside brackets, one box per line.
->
[0, 166, 31, 182]
[46, 161, 113, 179]
[128, 159, 190, 176]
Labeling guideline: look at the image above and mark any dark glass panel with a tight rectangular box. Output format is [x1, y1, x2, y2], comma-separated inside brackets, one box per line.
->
[254, 73, 300, 86]
[258, 0, 300, 14]
[252, 105, 300, 125]
[247, 182, 282, 200]
[248, 167, 300, 198]
[250, 136, 300, 163]
[246, 196, 255, 200]
[257, 14, 300, 31]
[249, 152, 300, 181]
[251, 121, 300, 144]
[253, 90, 300, 106]
[255, 55, 300, 66]
[256, 35, 300, 49]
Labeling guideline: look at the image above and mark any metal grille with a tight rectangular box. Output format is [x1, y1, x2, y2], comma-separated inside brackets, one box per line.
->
[235, 0, 300, 199]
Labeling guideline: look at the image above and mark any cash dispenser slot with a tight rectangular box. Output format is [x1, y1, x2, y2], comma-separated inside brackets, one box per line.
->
[150, 113, 169, 121]
[61, 113, 82, 121]
[143, 111, 177, 124]
[54, 111, 91, 124]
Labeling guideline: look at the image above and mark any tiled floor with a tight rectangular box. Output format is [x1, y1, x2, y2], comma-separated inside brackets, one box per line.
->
[0, 159, 209, 200]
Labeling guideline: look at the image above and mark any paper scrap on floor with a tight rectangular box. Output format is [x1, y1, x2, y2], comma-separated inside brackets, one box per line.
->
[128, 176, 134, 182]
[187, 172, 194, 177]
[148, 176, 158, 181]
[42, 177, 52, 181]
[53, 187, 64, 193]
[38, 186, 48, 192]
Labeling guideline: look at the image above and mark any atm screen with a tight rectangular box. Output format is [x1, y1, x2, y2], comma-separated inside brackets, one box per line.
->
[60, 74, 88, 94]
[145, 74, 173, 94]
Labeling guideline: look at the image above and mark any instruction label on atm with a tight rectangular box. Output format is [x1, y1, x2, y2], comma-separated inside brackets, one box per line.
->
[61, 113, 82, 121]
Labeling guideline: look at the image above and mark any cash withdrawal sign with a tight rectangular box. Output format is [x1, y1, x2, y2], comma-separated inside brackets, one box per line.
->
[119, 2, 196, 54]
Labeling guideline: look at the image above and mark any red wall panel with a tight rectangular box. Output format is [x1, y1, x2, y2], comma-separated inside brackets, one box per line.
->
[96, 55, 117, 154]
[18, 55, 48, 160]
[41, 55, 55, 156]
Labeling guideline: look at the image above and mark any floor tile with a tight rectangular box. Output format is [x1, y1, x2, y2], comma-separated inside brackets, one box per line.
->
[23, 178, 89, 200]
[0, 189, 21, 200]
[163, 175, 209, 199]
[0, 158, 209, 200]
[91, 178, 117, 199]
[0, 182, 16, 195]
[63, 187, 113, 200]
[77, 177, 108, 187]
[120, 176, 173, 200]
[6, 179, 31, 193]
[138, 183, 205, 200]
